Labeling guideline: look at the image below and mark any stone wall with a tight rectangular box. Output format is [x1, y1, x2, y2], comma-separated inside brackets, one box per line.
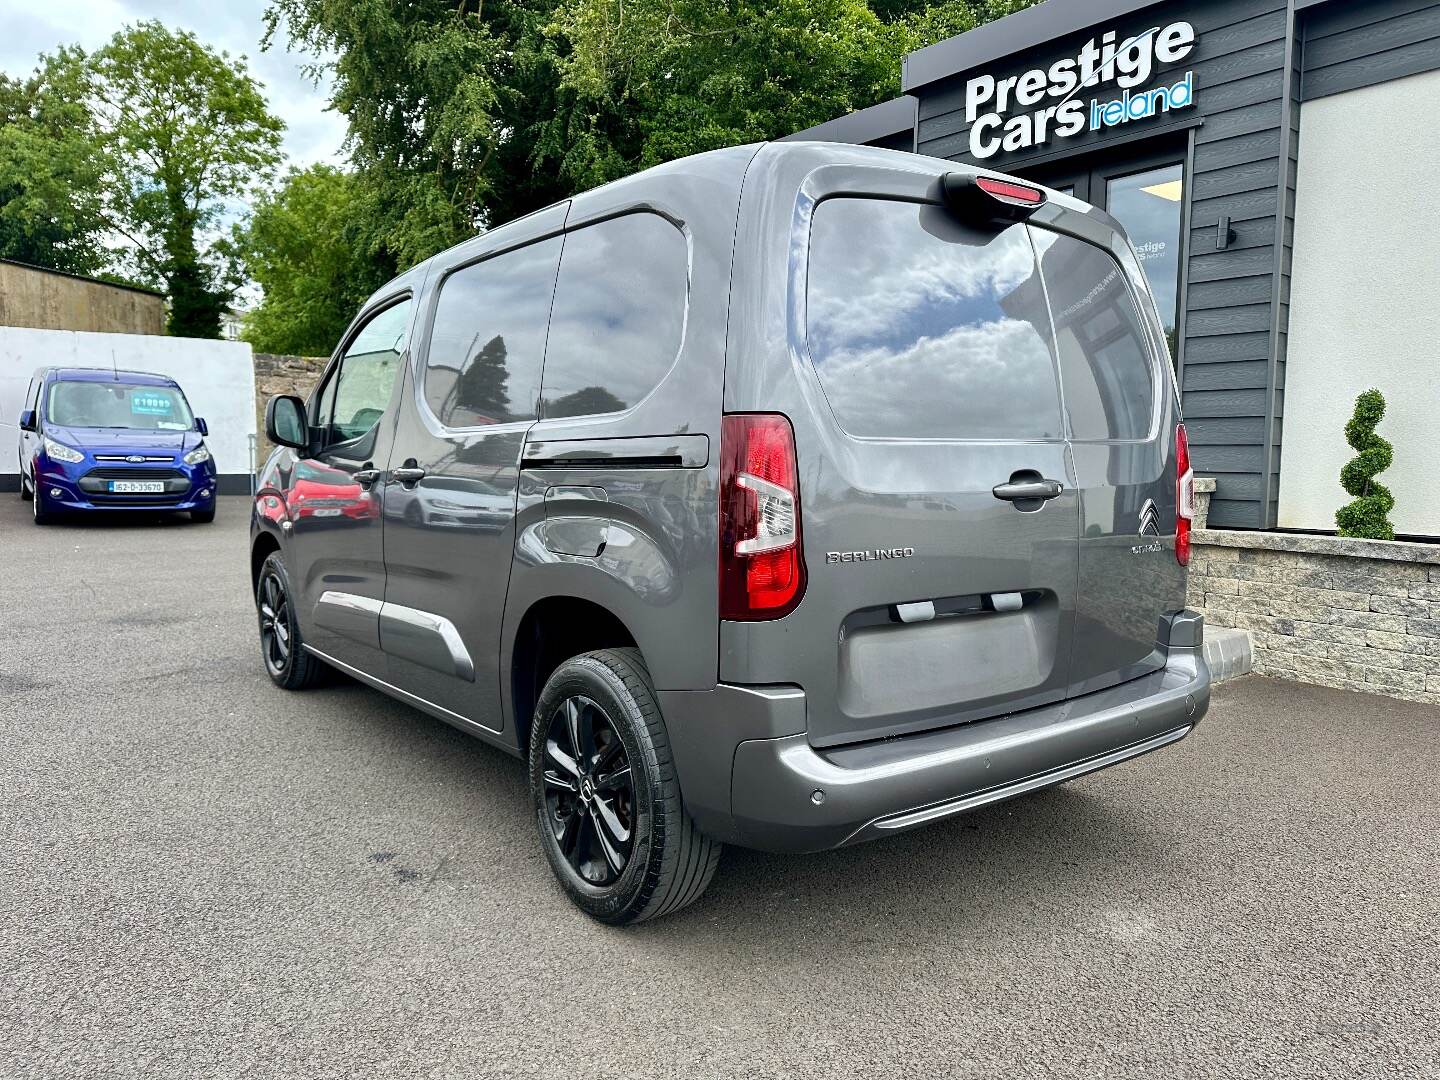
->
[0, 260, 165, 335]
[252, 352, 326, 461]
[1187, 530, 1440, 705]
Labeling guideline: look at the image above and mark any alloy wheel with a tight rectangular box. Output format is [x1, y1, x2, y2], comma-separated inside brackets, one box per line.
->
[257, 571, 292, 676]
[542, 695, 635, 886]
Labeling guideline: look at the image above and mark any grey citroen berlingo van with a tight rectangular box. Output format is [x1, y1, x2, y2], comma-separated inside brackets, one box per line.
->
[252, 141, 1210, 925]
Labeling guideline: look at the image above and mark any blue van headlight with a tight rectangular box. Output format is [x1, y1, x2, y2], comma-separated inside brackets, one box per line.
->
[42, 436, 84, 464]
[183, 444, 211, 466]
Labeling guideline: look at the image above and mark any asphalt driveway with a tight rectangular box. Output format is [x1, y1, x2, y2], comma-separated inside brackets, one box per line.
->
[2, 496, 1437, 1079]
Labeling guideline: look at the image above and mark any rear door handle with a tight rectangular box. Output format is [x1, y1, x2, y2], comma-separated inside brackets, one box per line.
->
[992, 479, 1064, 502]
[392, 467, 426, 487]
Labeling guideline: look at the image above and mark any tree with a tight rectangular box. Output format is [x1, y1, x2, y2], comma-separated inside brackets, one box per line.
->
[77, 22, 284, 337]
[539, 0, 912, 189]
[1335, 388, 1396, 541]
[241, 165, 386, 356]
[0, 55, 109, 275]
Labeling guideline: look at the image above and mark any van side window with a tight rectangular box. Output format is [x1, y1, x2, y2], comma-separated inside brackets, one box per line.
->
[316, 299, 411, 449]
[423, 236, 562, 428]
[1032, 232, 1157, 442]
[806, 198, 1062, 441]
[541, 213, 687, 420]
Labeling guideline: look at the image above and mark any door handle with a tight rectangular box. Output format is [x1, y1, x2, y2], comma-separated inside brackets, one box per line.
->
[993, 479, 1064, 502]
[392, 467, 426, 487]
[354, 466, 381, 488]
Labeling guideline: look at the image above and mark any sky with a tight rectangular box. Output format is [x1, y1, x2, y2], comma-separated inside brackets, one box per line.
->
[0, 0, 347, 169]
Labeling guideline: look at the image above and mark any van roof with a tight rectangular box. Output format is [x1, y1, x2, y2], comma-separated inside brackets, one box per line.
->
[47, 367, 180, 387]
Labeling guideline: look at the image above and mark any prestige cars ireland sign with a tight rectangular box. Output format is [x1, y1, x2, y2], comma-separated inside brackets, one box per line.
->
[965, 21, 1198, 160]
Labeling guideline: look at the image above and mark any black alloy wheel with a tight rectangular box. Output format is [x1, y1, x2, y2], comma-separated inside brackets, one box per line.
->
[255, 551, 324, 690]
[257, 568, 292, 677]
[528, 648, 721, 925]
[542, 695, 636, 886]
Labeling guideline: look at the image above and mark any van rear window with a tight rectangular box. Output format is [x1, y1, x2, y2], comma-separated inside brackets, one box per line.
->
[806, 198, 1062, 441]
[1033, 230, 1157, 441]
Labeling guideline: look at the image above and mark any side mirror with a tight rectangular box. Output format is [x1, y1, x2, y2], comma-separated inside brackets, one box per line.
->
[195, 417, 209, 437]
[18, 410, 36, 432]
[265, 395, 309, 451]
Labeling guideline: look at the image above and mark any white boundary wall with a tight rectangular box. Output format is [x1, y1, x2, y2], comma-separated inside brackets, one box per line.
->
[0, 328, 256, 481]
[1278, 70, 1440, 538]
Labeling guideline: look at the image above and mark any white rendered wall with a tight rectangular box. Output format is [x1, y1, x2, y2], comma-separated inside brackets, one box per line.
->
[0, 328, 257, 478]
[1278, 70, 1440, 538]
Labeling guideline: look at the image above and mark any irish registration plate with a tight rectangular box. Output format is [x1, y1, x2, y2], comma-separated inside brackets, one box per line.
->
[110, 480, 166, 493]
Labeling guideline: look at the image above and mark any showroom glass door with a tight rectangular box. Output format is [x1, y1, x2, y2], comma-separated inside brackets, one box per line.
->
[1028, 151, 1187, 361]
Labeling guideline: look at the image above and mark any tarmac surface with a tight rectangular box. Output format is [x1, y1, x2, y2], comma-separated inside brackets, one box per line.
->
[2, 497, 1437, 1078]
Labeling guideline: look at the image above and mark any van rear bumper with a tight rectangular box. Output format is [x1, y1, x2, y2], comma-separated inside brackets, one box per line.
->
[660, 617, 1210, 854]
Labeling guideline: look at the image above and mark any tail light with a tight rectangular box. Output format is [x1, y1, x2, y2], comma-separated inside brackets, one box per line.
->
[1176, 423, 1194, 567]
[719, 413, 806, 620]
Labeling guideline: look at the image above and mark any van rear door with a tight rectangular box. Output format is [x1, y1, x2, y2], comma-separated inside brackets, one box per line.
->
[1032, 230, 1188, 694]
[787, 197, 1081, 748]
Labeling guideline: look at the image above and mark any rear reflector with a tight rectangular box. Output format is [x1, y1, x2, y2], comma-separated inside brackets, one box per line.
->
[941, 172, 1046, 225]
[720, 414, 806, 620]
[1176, 424, 1194, 567]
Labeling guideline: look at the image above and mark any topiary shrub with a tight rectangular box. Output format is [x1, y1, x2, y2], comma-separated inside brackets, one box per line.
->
[1335, 388, 1395, 541]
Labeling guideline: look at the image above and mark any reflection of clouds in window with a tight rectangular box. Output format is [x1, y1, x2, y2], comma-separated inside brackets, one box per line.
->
[808, 207, 1037, 353]
[425, 238, 561, 427]
[807, 198, 1061, 440]
[817, 320, 1062, 439]
[542, 214, 687, 419]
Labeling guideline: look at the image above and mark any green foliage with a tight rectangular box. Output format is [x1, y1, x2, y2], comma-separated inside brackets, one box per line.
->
[1335, 388, 1396, 541]
[254, 1, 1040, 314]
[539, 0, 913, 189]
[84, 22, 284, 337]
[240, 165, 388, 356]
[0, 55, 110, 274]
[9, 23, 283, 337]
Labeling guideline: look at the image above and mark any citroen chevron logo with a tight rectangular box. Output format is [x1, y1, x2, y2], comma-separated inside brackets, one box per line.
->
[1138, 499, 1162, 538]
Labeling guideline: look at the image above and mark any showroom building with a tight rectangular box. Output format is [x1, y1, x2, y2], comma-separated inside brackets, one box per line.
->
[791, 0, 1440, 538]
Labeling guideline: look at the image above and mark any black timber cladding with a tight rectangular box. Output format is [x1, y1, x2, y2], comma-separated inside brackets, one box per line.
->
[913, 0, 1292, 528]
[1301, 0, 1440, 99]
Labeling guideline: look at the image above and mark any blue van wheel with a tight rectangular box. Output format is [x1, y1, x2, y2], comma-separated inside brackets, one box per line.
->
[32, 476, 55, 525]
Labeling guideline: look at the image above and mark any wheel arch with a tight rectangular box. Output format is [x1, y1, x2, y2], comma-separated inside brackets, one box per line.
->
[251, 531, 282, 595]
[509, 595, 638, 758]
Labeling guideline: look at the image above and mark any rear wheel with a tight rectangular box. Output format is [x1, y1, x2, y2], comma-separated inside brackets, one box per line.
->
[529, 648, 720, 925]
[256, 551, 324, 690]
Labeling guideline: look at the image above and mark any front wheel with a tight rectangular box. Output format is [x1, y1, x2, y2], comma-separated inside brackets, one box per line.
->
[191, 506, 216, 523]
[255, 551, 325, 690]
[528, 648, 721, 925]
[32, 476, 54, 525]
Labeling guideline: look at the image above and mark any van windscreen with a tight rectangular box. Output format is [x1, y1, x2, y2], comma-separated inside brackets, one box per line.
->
[805, 198, 1061, 441]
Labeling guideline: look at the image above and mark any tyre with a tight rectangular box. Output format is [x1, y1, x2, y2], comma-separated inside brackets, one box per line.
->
[529, 648, 721, 925]
[17, 467, 30, 501]
[32, 476, 54, 525]
[191, 507, 216, 523]
[255, 551, 325, 690]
